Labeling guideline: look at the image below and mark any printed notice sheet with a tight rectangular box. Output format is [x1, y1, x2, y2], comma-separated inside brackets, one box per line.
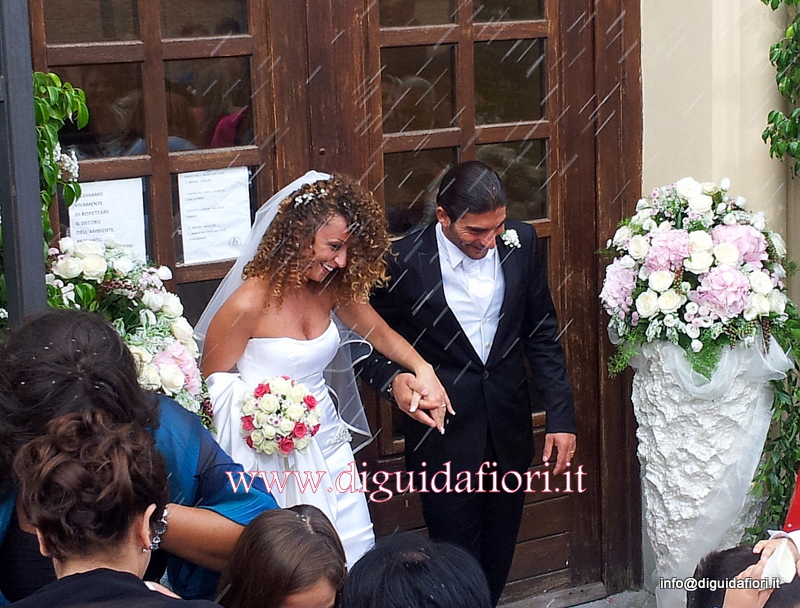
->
[68, 178, 147, 260]
[178, 167, 251, 265]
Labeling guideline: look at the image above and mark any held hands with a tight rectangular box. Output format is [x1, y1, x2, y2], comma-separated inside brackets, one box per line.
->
[543, 433, 577, 475]
[754, 536, 800, 576]
[390, 371, 454, 434]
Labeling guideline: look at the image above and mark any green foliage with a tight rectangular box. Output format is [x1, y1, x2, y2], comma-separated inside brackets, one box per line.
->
[764, 7, 800, 174]
[749, 302, 800, 537]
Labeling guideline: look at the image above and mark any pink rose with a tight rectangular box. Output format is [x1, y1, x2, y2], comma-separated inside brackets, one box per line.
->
[293, 422, 308, 438]
[278, 436, 295, 454]
[303, 394, 318, 410]
[241, 415, 255, 432]
[254, 383, 270, 397]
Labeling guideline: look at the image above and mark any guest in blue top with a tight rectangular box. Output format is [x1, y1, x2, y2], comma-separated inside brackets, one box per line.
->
[0, 309, 277, 603]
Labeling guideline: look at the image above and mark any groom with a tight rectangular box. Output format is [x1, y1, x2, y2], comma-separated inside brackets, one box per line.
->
[359, 161, 577, 606]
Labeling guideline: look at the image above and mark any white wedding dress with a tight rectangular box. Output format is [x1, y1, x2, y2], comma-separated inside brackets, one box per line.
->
[206, 320, 375, 566]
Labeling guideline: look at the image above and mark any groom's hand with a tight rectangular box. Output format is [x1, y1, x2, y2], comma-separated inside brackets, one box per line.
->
[390, 373, 444, 430]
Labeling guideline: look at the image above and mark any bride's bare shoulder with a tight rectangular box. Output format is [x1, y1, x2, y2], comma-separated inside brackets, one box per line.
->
[222, 277, 271, 315]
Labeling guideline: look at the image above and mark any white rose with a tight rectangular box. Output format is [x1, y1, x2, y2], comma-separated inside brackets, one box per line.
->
[713, 243, 740, 266]
[53, 256, 84, 279]
[657, 290, 684, 314]
[158, 363, 185, 394]
[142, 291, 165, 311]
[676, 177, 703, 199]
[628, 235, 650, 261]
[81, 255, 108, 281]
[73, 240, 105, 258]
[182, 337, 199, 359]
[636, 198, 649, 211]
[161, 293, 184, 318]
[138, 363, 162, 391]
[744, 294, 771, 320]
[279, 418, 296, 434]
[261, 441, 277, 455]
[751, 212, 767, 231]
[684, 251, 714, 275]
[129, 345, 153, 365]
[663, 314, 678, 327]
[295, 437, 309, 451]
[688, 194, 713, 214]
[632, 208, 653, 224]
[612, 226, 632, 248]
[685, 325, 700, 339]
[642, 219, 658, 233]
[287, 385, 307, 403]
[254, 411, 271, 429]
[307, 413, 320, 427]
[691, 339, 704, 352]
[768, 290, 787, 315]
[658, 221, 673, 232]
[772, 232, 788, 258]
[723, 213, 737, 225]
[104, 237, 123, 249]
[241, 397, 256, 415]
[619, 255, 636, 269]
[156, 266, 173, 281]
[259, 394, 280, 414]
[270, 377, 292, 394]
[262, 425, 277, 439]
[171, 317, 194, 343]
[250, 430, 265, 445]
[286, 403, 305, 420]
[749, 271, 774, 295]
[689, 231, 713, 252]
[774, 264, 787, 279]
[638, 265, 651, 281]
[635, 290, 659, 319]
[58, 237, 74, 254]
[701, 182, 717, 195]
[720, 178, 731, 191]
[648, 271, 674, 293]
[734, 196, 747, 209]
[112, 256, 134, 275]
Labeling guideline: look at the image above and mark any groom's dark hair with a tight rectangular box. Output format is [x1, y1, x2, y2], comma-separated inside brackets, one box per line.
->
[436, 160, 507, 221]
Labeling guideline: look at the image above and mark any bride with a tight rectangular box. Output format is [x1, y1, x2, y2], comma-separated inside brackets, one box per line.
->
[196, 171, 451, 566]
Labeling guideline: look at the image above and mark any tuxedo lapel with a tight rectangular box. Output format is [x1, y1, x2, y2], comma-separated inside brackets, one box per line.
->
[409, 224, 482, 365]
[486, 239, 522, 366]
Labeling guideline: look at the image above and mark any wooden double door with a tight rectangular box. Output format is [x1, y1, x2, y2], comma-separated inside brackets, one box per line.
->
[28, 0, 642, 601]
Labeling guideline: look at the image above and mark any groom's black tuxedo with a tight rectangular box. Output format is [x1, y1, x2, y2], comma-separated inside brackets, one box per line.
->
[360, 219, 576, 604]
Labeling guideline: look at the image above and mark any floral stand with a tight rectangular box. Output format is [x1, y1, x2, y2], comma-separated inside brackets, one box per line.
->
[632, 338, 790, 608]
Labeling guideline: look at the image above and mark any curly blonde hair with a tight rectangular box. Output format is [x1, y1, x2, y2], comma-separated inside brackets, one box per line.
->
[244, 175, 389, 304]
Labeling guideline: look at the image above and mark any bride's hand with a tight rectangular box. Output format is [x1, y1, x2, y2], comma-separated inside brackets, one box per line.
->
[412, 364, 454, 434]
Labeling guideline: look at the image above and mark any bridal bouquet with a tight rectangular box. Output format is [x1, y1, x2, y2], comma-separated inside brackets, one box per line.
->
[240, 376, 321, 456]
[600, 177, 793, 378]
[46, 238, 213, 428]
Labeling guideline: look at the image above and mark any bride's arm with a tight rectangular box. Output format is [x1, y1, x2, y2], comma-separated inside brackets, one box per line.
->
[336, 301, 454, 423]
[200, 283, 261, 376]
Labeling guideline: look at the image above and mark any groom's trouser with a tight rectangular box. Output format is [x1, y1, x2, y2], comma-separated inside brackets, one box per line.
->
[418, 442, 527, 607]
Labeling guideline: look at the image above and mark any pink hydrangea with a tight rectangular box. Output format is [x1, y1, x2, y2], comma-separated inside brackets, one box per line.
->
[692, 265, 751, 321]
[711, 224, 768, 268]
[153, 340, 202, 396]
[600, 259, 637, 314]
[644, 229, 690, 272]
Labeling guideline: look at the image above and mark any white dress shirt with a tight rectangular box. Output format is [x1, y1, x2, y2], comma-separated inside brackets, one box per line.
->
[435, 223, 505, 363]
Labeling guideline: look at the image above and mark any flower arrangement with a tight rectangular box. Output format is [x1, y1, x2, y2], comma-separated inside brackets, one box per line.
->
[240, 376, 321, 456]
[46, 237, 213, 428]
[600, 177, 794, 378]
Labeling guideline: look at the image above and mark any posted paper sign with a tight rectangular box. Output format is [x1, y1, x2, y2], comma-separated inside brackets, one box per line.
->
[178, 167, 251, 265]
[69, 178, 147, 260]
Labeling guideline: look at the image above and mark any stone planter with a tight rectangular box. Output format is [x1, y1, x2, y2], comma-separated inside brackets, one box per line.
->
[631, 338, 791, 608]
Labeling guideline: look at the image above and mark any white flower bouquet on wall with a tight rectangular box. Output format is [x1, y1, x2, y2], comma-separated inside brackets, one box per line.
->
[46, 237, 213, 428]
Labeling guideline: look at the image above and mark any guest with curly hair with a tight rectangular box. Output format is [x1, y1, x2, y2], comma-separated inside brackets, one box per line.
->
[11, 410, 221, 607]
[217, 504, 346, 608]
[196, 171, 451, 566]
[0, 309, 278, 603]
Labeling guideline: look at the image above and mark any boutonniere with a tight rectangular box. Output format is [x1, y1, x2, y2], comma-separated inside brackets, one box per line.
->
[500, 229, 521, 249]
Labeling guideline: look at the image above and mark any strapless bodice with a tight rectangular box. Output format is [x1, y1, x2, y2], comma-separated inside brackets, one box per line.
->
[235, 321, 348, 450]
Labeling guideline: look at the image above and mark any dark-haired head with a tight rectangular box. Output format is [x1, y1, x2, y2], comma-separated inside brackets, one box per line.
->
[340, 532, 492, 608]
[217, 504, 346, 608]
[14, 410, 168, 567]
[689, 545, 800, 608]
[0, 309, 158, 490]
[436, 161, 507, 221]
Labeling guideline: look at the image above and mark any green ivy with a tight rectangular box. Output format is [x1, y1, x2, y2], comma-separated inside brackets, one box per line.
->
[0, 72, 87, 328]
